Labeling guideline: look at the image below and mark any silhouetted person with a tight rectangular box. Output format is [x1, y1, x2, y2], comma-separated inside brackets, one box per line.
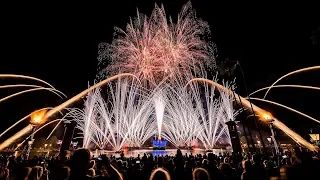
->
[290, 147, 319, 179]
[263, 160, 277, 179]
[149, 168, 171, 180]
[193, 168, 210, 180]
[206, 153, 224, 180]
[68, 148, 98, 180]
[16, 167, 32, 180]
[250, 154, 266, 179]
[220, 163, 237, 180]
[173, 149, 185, 180]
[241, 160, 253, 180]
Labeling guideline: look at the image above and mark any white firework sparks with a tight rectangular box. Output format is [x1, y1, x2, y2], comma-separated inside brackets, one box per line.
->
[67, 76, 240, 150]
[153, 89, 166, 139]
[173, 77, 242, 149]
[162, 85, 202, 147]
[68, 79, 156, 151]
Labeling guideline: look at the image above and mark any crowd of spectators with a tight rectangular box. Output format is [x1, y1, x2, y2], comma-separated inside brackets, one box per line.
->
[0, 147, 319, 180]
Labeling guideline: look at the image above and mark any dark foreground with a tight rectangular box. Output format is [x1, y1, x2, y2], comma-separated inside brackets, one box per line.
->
[1, 147, 320, 180]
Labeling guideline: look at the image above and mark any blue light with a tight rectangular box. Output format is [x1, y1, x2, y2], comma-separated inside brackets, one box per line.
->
[153, 139, 167, 147]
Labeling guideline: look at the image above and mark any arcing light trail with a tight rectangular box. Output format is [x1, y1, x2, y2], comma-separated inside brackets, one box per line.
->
[249, 85, 320, 97]
[0, 74, 55, 88]
[44, 73, 138, 120]
[186, 78, 318, 151]
[0, 74, 137, 151]
[249, 97, 320, 124]
[263, 66, 320, 99]
[0, 125, 33, 150]
[185, 78, 272, 119]
[273, 120, 317, 151]
[0, 87, 66, 103]
[0, 84, 49, 89]
[0, 84, 67, 98]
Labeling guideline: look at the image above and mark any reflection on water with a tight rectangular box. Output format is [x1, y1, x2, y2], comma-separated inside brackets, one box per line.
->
[93, 149, 230, 158]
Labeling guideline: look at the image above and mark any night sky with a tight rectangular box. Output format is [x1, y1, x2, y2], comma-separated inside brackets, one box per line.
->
[0, 1, 319, 140]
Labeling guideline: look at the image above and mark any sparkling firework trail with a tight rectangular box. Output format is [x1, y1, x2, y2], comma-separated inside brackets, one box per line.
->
[97, 1, 215, 85]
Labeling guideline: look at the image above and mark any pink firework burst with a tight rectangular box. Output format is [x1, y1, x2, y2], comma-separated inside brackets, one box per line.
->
[97, 1, 216, 85]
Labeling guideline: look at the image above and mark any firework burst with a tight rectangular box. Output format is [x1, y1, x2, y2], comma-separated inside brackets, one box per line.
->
[97, 1, 216, 86]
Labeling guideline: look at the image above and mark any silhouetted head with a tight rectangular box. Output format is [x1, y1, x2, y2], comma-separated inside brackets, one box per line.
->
[17, 167, 32, 180]
[207, 153, 217, 166]
[193, 168, 210, 180]
[61, 166, 70, 179]
[70, 148, 91, 172]
[202, 159, 208, 166]
[158, 156, 164, 166]
[176, 149, 182, 157]
[252, 154, 261, 164]
[30, 166, 43, 180]
[242, 160, 252, 172]
[220, 163, 233, 175]
[149, 168, 171, 180]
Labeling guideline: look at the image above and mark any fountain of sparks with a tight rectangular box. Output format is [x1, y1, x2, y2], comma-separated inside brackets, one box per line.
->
[67, 78, 156, 151]
[153, 89, 166, 140]
[162, 85, 202, 148]
[65, 76, 240, 151]
[187, 78, 240, 149]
